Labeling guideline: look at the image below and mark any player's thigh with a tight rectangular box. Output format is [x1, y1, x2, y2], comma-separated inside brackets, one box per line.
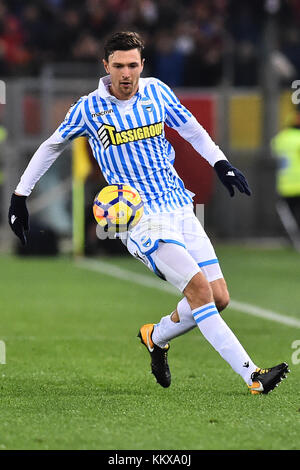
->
[151, 241, 204, 292]
[125, 213, 201, 291]
[181, 208, 224, 283]
[180, 207, 230, 309]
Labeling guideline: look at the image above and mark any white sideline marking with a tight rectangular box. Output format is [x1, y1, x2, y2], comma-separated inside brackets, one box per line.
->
[75, 258, 300, 329]
[229, 300, 300, 329]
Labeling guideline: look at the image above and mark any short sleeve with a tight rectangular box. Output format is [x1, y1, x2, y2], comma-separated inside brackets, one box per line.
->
[56, 97, 88, 141]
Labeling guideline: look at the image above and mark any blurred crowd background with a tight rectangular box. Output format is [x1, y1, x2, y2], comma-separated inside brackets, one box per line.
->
[1, 0, 300, 255]
[0, 0, 300, 86]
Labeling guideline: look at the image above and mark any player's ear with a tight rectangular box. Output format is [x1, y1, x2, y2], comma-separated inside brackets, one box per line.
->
[102, 59, 109, 74]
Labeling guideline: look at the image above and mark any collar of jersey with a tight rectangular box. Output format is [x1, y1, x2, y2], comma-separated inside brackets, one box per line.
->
[98, 75, 146, 102]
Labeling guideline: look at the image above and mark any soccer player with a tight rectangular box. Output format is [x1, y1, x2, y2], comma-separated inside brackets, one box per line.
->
[8, 31, 289, 394]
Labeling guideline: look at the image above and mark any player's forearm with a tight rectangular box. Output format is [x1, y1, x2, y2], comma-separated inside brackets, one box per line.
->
[15, 132, 68, 196]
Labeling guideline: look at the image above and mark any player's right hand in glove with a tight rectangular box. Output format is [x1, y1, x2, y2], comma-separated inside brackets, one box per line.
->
[8, 193, 29, 245]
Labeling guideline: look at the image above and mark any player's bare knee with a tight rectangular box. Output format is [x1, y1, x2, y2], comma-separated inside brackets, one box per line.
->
[171, 310, 180, 323]
[215, 291, 230, 312]
[210, 278, 230, 312]
[183, 272, 213, 309]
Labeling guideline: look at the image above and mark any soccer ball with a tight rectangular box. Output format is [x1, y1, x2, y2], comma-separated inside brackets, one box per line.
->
[93, 184, 144, 232]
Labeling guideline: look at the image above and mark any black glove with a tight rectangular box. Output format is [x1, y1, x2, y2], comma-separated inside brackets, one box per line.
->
[8, 193, 29, 245]
[214, 160, 251, 197]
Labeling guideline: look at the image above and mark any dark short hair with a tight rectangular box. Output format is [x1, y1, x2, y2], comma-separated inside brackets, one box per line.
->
[103, 31, 144, 62]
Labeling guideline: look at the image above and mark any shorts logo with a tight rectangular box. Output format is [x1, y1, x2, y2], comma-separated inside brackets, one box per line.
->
[97, 122, 163, 149]
[141, 236, 152, 248]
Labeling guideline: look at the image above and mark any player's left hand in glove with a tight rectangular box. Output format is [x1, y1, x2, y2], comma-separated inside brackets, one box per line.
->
[214, 160, 252, 197]
[8, 193, 29, 245]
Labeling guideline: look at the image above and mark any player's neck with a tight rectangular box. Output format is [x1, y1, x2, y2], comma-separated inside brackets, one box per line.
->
[109, 85, 139, 101]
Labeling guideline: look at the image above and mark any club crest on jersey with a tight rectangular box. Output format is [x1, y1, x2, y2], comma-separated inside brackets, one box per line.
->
[143, 104, 154, 113]
[98, 122, 163, 149]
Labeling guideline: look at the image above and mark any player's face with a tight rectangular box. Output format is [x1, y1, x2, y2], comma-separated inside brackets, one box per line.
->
[103, 49, 144, 100]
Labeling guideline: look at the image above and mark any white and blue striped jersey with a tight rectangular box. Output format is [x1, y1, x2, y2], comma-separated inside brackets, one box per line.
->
[16, 75, 227, 214]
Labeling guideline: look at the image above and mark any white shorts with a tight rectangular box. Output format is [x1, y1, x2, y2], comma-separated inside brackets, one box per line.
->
[124, 204, 223, 291]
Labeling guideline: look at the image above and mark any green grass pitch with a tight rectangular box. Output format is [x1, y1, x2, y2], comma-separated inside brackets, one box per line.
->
[0, 245, 299, 450]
